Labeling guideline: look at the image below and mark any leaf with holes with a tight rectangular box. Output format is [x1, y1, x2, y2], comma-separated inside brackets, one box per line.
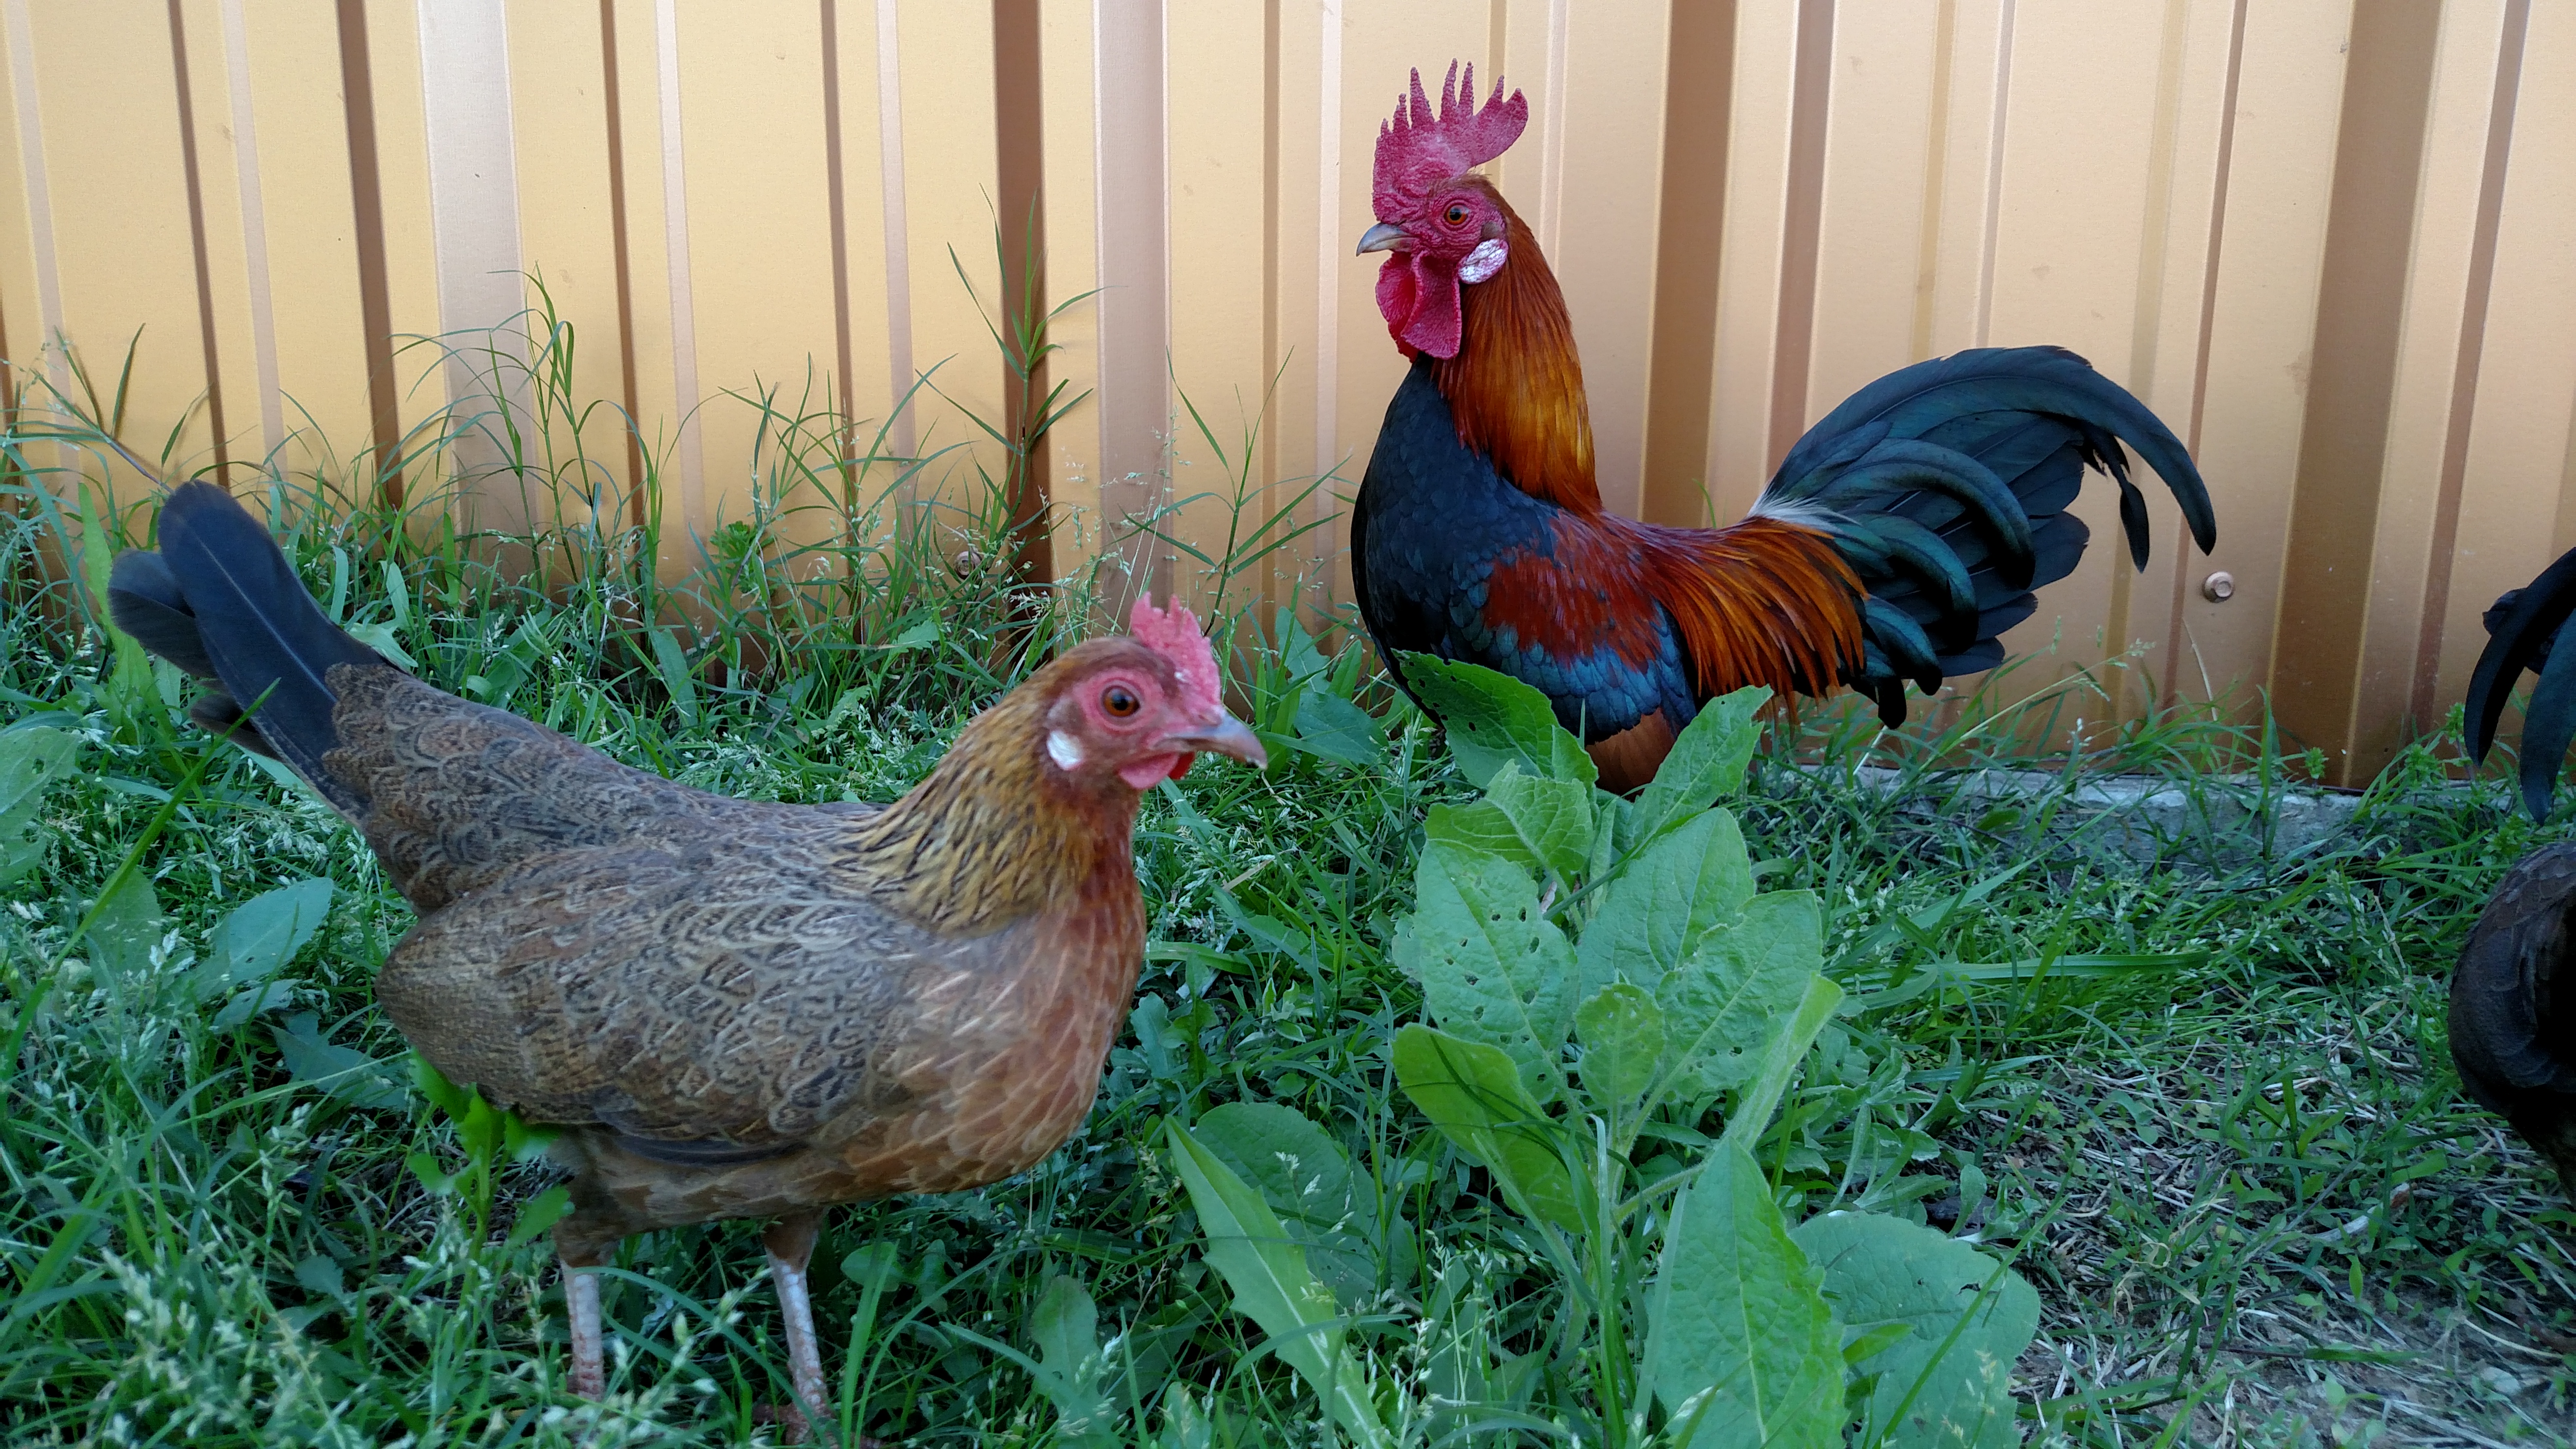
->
[0, 727, 76, 887]
[1574, 808, 1757, 1003]
[1392, 1025, 1590, 1234]
[1395, 840, 1577, 1103]
[1658, 890, 1825, 1104]
[1398, 654, 1596, 788]
[1793, 1211, 2038, 1449]
[1425, 799, 1542, 871]
[1574, 984, 1664, 1116]
[1485, 761, 1594, 882]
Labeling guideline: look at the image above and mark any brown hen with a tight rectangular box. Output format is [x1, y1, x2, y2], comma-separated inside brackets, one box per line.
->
[109, 482, 1265, 1436]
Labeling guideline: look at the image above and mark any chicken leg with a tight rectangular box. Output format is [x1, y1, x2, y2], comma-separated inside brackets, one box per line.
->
[564, 1256, 607, 1399]
[763, 1212, 829, 1443]
[561, 1222, 831, 1444]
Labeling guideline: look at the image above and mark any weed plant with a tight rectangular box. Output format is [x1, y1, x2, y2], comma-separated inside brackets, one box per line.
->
[0, 295, 2572, 1446]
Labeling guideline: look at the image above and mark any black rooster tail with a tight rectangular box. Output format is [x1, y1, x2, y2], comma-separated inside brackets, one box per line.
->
[107, 481, 383, 809]
[1756, 346, 2214, 726]
[2465, 546, 2576, 821]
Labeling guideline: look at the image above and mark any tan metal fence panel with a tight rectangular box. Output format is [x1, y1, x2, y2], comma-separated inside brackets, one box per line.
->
[3, 1, 2573, 783]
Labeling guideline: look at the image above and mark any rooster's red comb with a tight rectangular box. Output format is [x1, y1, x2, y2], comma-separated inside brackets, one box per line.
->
[1127, 594, 1221, 717]
[1373, 61, 1527, 220]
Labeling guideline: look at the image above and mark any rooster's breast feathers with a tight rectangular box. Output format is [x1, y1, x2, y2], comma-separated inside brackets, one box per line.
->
[1357, 359, 1698, 743]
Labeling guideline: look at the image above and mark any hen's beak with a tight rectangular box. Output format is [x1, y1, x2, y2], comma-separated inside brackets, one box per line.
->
[1356, 221, 1410, 256]
[1164, 712, 1268, 769]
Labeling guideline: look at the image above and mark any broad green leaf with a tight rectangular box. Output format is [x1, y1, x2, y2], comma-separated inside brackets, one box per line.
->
[1163, 1121, 1393, 1448]
[882, 618, 942, 653]
[1424, 800, 1541, 870]
[1290, 690, 1387, 767]
[1391, 1025, 1590, 1234]
[1587, 789, 1631, 882]
[87, 872, 166, 986]
[1027, 1274, 1117, 1446]
[199, 877, 333, 1001]
[1395, 841, 1577, 1102]
[1793, 1211, 2039, 1449]
[294, 1253, 344, 1297]
[1720, 975, 1844, 1157]
[1397, 654, 1596, 788]
[1574, 984, 1665, 1114]
[1218, 893, 1322, 972]
[271, 1013, 407, 1110]
[406, 1151, 458, 1197]
[504, 1185, 575, 1251]
[1485, 762, 1595, 882]
[410, 1049, 477, 1119]
[1646, 1145, 1844, 1449]
[1276, 609, 1332, 682]
[1193, 1101, 1415, 1309]
[210, 980, 297, 1030]
[1150, 1386, 1214, 1449]
[343, 619, 420, 669]
[0, 727, 75, 886]
[1659, 890, 1826, 1102]
[1575, 809, 1757, 1002]
[1627, 686, 1769, 848]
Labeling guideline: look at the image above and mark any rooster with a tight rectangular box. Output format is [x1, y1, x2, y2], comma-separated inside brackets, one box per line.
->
[1352, 64, 2217, 789]
[2453, 549, 2576, 1202]
[108, 483, 1265, 1438]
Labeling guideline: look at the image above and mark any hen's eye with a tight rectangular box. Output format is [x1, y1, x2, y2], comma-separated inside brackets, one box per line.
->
[1444, 203, 1471, 226]
[1101, 685, 1141, 718]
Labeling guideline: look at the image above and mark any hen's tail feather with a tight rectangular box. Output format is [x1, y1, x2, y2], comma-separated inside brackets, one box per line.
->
[107, 481, 383, 808]
[105, 550, 220, 679]
[2467, 545, 2576, 820]
[1762, 347, 2208, 726]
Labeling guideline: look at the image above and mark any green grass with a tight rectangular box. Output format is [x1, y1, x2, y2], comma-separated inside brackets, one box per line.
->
[3, 309, 2575, 1447]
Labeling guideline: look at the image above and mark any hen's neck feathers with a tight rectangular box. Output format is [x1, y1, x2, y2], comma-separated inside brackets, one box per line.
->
[1433, 183, 1600, 514]
[840, 672, 1134, 936]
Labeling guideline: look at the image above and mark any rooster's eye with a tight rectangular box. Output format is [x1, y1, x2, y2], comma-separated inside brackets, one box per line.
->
[1100, 685, 1140, 718]
[1444, 203, 1471, 226]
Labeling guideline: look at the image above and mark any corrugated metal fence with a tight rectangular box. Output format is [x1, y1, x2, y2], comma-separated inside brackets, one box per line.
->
[1, 0, 2570, 785]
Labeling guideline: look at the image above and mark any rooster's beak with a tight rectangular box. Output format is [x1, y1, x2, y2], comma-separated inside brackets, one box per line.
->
[1163, 712, 1268, 770]
[1355, 222, 1410, 256]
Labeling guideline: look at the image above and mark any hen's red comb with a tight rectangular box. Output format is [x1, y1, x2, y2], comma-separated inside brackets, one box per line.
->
[1127, 594, 1221, 717]
[1373, 61, 1528, 219]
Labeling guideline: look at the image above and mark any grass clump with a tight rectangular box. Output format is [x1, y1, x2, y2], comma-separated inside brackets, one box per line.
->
[1, 306, 2574, 1446]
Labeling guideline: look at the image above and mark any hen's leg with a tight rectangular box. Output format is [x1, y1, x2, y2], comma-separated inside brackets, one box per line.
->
[763, 1211, 827, 1445]
[562, 1257, 605, 1399]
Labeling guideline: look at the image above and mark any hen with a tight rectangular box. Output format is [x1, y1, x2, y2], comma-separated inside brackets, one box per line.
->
[108, 482, 1265, 1435]
[1353, 64, 2218, 789]
[2454, 548, 2576, 1200]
